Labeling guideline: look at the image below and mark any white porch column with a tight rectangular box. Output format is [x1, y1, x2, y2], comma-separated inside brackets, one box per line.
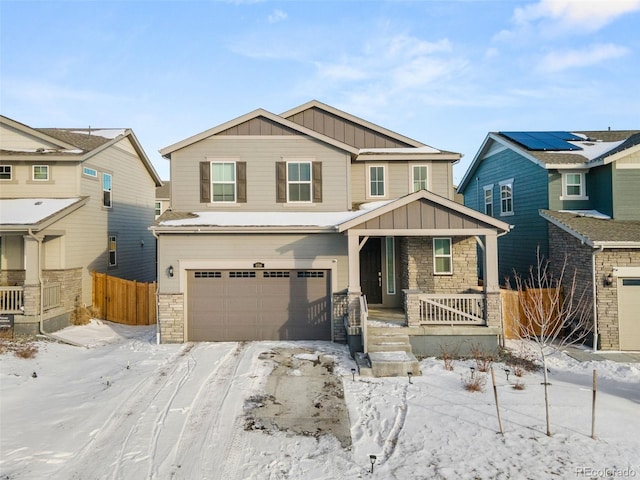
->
[347, 231, 361, 294]
[483, 232, 500, 293]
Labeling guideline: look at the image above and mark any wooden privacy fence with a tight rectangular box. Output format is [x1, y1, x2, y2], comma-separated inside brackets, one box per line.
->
[501, 288, 562, 339]
[92, 272, 156, 325]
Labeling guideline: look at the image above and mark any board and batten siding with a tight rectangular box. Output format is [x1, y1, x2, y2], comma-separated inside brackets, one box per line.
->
[350, 161, 453, 204]
[157, 232, 349, 295]
[170, 136, 351, 212]
[463, 148, 549, 281]
[613, 153, 640, 220]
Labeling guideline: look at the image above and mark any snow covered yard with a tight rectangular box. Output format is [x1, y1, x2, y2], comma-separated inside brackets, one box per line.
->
[1, 321, 639, 480]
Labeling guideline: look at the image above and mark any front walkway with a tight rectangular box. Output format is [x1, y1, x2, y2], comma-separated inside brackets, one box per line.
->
[563, 345, 640, 363]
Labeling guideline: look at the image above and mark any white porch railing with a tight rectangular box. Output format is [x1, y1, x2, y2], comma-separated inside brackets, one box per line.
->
[0, 286, 24, 313]
[43, 283, 61, 310]
[419, 294, 485, 325]
[360, 295, 369, 353]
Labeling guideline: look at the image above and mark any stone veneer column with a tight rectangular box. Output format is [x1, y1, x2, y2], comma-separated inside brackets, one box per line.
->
[158, 293, 184, 343]
[403, 289, 421, 326]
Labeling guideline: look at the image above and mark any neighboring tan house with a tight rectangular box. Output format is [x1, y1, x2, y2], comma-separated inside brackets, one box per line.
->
[458, 130, 640, 351]
[0, 115, 162, 335]
[152, 100, 510, 369]
[155, 181, 171, 218]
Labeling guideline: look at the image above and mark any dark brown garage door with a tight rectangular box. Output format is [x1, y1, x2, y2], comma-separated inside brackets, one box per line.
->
[187, 270, 331, 341]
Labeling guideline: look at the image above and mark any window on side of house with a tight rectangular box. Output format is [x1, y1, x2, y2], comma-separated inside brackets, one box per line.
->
[412, 165, 428, 192]
[155, 201, 162, 216]
[287, 161, 312, 202]
[83, 166, 98, 178]
[211, 161, 236, 202]
[499, 179, 513, 216]
[561, 171, 588, 199]
[0, 165, 11, 180]
[33, 165, 49, 181]
[483, 185, 493, 216]
[369, 165, 385, 197]
[108, 235, 117, 267]
[103, 173, 112, 208]
[433, 237, 452, 274]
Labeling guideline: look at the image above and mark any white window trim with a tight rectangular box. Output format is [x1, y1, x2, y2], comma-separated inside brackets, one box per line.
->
[108, 235, 117, 267]
[0, 165, 12, 181]
[560, 170, 589, 200]
[209, 160, 237, 203]
[433, 237, 453, 275]
[32, 165, 49, 181]
[499, 178, 514, 216]
[483, 184, 493, 216]
[367, 164, 387, 198]
[103, 172, 113, 208]
[411, 164, 430, 192]
[286, 159, 313, 203]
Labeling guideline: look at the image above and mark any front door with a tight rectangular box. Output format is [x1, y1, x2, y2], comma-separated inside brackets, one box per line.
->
[360, 238, 382, 304]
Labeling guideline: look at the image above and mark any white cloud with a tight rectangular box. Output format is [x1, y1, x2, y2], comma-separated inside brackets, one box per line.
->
[267, 9, 287, 24]
[512, 0, 640, 34]
[539, 43, 630, 72]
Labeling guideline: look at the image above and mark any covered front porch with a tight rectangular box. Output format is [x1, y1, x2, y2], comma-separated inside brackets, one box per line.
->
[336, 190, 510, 367]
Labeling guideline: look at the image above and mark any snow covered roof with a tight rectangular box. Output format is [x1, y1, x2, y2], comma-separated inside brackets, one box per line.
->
[359, 146, 441, 155]
[0, 197, 87, 229]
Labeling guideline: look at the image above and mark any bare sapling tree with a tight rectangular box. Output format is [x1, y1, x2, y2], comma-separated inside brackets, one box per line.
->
[506, 247, 593, 436]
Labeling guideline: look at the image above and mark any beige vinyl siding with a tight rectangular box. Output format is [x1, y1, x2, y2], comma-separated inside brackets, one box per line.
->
[157, 232, 348, 294]
[351, 161, 453, 204]
[0, 162, 78, 197]
[0, 123, 60, 151]
[1, 235, 23, 269]
[170, 136, 350, 212]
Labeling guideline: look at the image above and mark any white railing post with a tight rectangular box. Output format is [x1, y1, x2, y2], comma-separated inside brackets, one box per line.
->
[360, 295, 369, 354]
[0, 286, 24, 313]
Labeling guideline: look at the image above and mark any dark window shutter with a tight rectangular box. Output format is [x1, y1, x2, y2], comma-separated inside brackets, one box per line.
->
[276, 162, 286, 203]
[236, 162, 247, 203]
[200, 162, 211, 203]
[312, 161, 323, 203]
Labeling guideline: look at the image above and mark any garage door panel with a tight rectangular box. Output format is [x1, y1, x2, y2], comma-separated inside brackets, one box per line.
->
[187, 269, 331, 342]
[619, 278, 640, 351]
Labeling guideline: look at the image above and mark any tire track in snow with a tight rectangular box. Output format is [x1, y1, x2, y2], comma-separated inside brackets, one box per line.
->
[53, 343, 197, 480]
[379, 383, 409, 466]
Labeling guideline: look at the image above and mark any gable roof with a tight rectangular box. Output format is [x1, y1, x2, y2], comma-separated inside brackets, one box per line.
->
[160, 100, 461, 162]
[458, 129, 640, 192]
[540, 209, 640, 248]
[0, 115, 162, 186]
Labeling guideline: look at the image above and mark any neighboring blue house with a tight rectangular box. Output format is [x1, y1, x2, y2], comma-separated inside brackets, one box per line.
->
[458, 130, 640, 351]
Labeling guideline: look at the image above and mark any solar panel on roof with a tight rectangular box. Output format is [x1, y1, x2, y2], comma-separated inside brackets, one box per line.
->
[500, 131, 583, 151]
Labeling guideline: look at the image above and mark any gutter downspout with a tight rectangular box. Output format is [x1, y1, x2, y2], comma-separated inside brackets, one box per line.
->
[591, 245, 603, 352]
[27, 229, 85, 348]
[151, 228, 161, 345]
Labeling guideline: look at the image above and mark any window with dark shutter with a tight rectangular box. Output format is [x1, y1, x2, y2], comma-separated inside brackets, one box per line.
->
[200, 161, 211, 203]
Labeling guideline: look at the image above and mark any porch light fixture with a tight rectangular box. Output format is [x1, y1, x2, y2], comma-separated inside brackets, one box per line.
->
[369, 454, 377, 473]
[605, 273, 613, 286]
[167, 265, 174, 278]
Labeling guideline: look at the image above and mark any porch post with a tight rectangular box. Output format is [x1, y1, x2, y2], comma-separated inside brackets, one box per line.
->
[347, 231, 361, 295]
[483, 232, 502, 329]
[23, 234, 41, 285]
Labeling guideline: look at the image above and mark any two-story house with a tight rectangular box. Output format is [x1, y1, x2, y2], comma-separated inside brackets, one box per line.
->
[0, 115, 162, 335]
[152, 101, 510, 367]
[458, 130, 640, 351]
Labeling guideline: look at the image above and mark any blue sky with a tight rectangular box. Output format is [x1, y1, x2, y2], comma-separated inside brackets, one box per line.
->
[2, 0, 639, 182]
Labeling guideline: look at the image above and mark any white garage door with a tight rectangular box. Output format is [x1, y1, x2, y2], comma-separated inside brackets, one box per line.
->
[618, 278, 640, 351]
[187, 269, 331, 342]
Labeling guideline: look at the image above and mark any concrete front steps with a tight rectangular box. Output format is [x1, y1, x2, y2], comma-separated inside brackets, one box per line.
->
[356, 325, 421, 377]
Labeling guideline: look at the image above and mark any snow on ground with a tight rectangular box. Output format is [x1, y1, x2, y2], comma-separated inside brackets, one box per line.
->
[1, 320, 639, 479]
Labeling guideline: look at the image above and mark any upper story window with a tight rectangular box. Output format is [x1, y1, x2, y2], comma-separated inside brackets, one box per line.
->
[83, 166, 98, 178]
[369, 165, 385, 197]
[155, 201, 162, 217]
[287, 161, 312, 202]
[561, 171, 588, 200]
[483, 185, 493, 216]
[412, 165, 428, 192]
[0, 165, 11, 180]
[33, 165, 49, 181]
[499, 179, 513, 216]
[433, 237, 452, 274]
[212, 161, 236, 202]
[103, 173, 112, 208]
